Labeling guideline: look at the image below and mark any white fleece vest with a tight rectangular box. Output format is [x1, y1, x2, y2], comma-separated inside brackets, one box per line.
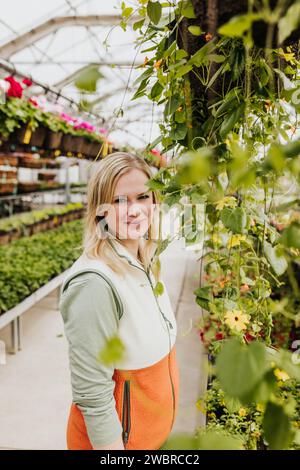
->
[60, 238, 177, 371]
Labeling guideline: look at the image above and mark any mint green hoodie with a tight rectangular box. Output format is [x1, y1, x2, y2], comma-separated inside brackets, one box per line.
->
[59, 271, 124, 447]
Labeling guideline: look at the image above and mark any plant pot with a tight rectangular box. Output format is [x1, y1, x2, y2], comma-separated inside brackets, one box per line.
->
[31, 222, 41, 234]
[61, 134, 74, 154]
[0, 154, 18, 166]
[61, 135, 85, 153]
[47, 216, 57, 229]
[0, 231, 11, 245]
[39, 220, 49, 232]
[44, 130, 63, 150]
[0, 182, 17, 194]
[19, 156, 43, 169]
[38, 172, 56, 181]
[44, 158, 60, 169]
[30, 126, 47, 147]
[0, 169, 17, 181]
[81, 138, 92, 156]
[18, 182, 40, 193]
[9, 228, 21, 241]
[89, 141, 102, 158]
[71, 135, 85, 153]
[13, 125, 47, 147]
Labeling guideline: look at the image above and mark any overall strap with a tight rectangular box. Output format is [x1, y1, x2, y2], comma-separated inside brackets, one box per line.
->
[60, 268, 124, 321]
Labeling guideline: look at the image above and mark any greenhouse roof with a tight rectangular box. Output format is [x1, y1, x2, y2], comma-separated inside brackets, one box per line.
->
[0, 0, 162, 148]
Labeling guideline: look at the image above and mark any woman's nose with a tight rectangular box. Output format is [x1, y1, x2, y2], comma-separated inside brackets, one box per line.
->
[127, 203, 141, 217]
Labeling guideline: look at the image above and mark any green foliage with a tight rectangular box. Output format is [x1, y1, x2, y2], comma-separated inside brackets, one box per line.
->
[0, 219, 83, 315]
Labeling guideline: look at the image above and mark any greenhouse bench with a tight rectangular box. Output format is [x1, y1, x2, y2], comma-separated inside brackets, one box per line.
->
[0, 270, 68, 355]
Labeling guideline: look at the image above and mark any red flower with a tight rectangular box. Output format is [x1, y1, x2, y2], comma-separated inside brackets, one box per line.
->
[29, 97, 38, 107]
[215, 332, 224, 340]
[4, 75, 23, 98]
[22, 77, 32, 87]
[244, 332, 255, 343]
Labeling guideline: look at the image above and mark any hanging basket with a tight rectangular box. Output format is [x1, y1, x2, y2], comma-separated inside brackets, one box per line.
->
[44, 130, 63, 150]
[12, 124, 47, 147]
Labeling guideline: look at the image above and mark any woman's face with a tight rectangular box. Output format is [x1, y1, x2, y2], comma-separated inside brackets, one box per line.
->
[105, 168, 155, 240]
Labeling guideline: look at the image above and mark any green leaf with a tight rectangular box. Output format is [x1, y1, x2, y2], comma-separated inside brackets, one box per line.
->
[194, 286, 212, 309]
[189, 41, 216, 67]
[133, 19, 145, 31]
[150, 81, 164, 99]
[74, 65, 103, 92]
[219, 102, 245, 139]
[164, 94, 181, 116]
[181, 0, 196, 19]
[169, 123, 187, 141]
[218, 13, 262, 37]
[153, 280, 164, 296]
[216, 339, 268, 399]
[98, 336, 126, 365]
[174, 64, 193, 78]
[132, 67, 153, 87]
[279, 222, 300, 249]
[278, 2, 300, 44]
[132, 78, 149, 100]
[263, 240, 288, 276]
[147, 1, 162, 25]
[220, 207, 247, 234]
[188, 25, 202, 36]
[263, 402, 294, 450]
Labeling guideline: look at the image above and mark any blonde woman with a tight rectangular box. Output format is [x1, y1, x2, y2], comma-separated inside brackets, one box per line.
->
[59, 152, 179, 450]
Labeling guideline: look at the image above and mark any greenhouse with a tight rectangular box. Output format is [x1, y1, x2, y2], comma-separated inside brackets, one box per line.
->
[0, 0, 299, 456]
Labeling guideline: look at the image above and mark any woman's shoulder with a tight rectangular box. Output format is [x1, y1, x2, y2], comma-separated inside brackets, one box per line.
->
[59, 270, 123, 321]
[61, 270, 116, 299]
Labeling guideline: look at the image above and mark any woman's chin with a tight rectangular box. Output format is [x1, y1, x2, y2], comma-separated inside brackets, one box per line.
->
[118, 225, 146, 239]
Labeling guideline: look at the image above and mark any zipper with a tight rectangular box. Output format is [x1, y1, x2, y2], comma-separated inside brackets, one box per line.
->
[122, 380, 131, 446]
[109, 240, 176, 434]
[111, 245, 174, 330]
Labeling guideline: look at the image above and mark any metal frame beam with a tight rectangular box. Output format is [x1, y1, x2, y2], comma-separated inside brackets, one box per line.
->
[0, 15, 140, 59]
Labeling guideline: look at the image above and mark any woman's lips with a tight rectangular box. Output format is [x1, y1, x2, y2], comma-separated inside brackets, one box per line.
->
[126, 219, 146, 225]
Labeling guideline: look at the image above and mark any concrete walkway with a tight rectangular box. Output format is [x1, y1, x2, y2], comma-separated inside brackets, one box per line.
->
[0, 238, 207, 449]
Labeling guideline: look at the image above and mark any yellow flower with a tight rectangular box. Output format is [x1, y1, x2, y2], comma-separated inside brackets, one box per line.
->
[196, 399, 206, 413]
[215, 196, 237, 211]
[256, 403, 265, 413]
[212, 233, 222, 245]
[224, 309, 250, 332]
[227, 234, 247, 249]
[238, 407, 247, 417]
[274, 368, 290, 382]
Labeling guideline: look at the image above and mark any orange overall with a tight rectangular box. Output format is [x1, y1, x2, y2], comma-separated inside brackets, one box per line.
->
[66, 343, 179, 450]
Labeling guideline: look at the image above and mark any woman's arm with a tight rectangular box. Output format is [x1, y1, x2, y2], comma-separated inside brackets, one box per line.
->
[60, 272, 125, 450]
[93, 435, 125, 450]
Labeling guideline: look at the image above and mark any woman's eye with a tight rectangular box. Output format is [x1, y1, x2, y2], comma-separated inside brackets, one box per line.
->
[139, 195, 150, 200]
[114, 197, 127, 203]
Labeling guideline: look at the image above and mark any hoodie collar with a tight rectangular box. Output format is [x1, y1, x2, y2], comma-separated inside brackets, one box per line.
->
[108, 237, 145, 270]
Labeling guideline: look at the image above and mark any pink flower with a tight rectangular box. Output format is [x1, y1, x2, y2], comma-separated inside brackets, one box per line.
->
[99, 127, 108, 134]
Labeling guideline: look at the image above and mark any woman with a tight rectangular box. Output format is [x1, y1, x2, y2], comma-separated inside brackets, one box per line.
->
[59, 152, 179, 450]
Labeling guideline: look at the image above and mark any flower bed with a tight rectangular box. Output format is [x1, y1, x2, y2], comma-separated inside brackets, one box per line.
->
[0, 218, 83, 315]
[0, 202, 84, 244]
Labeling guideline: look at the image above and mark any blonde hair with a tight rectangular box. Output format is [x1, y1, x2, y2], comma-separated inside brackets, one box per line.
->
[83, 151, 160, 279]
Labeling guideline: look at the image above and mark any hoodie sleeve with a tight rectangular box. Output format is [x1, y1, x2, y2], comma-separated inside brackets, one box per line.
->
[59, 271, 123, 448]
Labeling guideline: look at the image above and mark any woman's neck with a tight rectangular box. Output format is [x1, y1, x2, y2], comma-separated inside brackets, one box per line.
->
[117, 239, 140, 262]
